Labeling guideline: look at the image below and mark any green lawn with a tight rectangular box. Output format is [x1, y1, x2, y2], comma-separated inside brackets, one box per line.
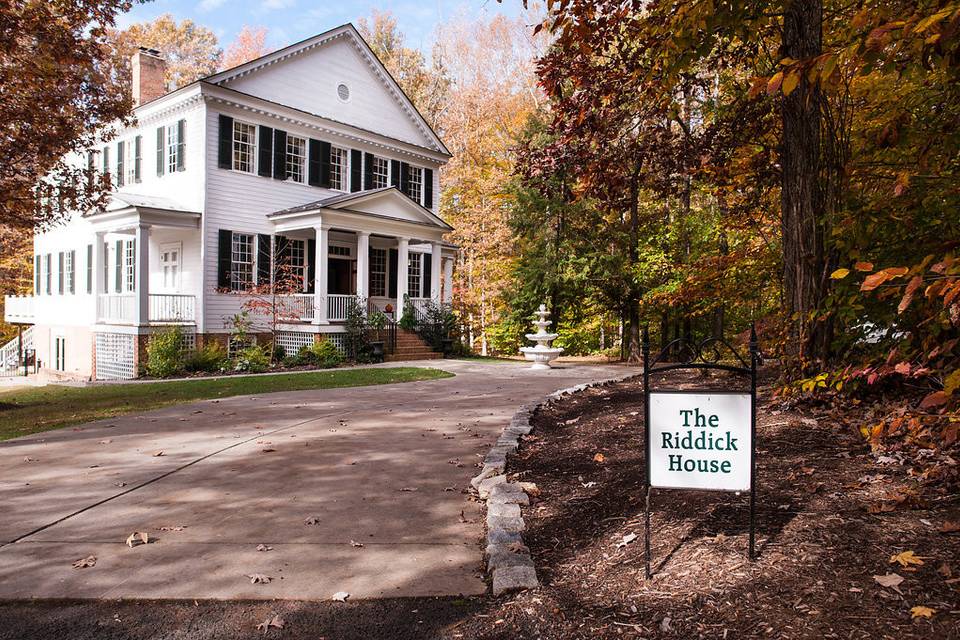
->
[0, 367, 453, 441]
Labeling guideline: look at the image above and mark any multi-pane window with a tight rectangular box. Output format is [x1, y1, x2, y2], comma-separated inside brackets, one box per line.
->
[407, 166, 423, 204]
[232, 121, 256, 173]
[230, 232, 254, 291]
[286, 135, 306, 183]
[330, 245, 351, 257]
[65, 251, 74, 294]
[370, 248, 387, 297]
[167, 124, 180, 174]
[287, 239, 306, 292]
[407, 252, 422, 298]
[330, 147, 346, 190]
[125, 140, 137, 185]
[372, 156, 389, 189]
[124, 240, 136, 292]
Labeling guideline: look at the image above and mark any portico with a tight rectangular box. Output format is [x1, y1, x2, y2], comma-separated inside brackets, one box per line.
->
[267, 187, 455, 325]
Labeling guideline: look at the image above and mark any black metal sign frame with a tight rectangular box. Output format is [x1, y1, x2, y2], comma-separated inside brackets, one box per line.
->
[642, 324, 759, 578]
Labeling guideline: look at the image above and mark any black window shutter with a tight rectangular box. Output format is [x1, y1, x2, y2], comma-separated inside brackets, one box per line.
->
[69, 250, 76, 293]
[390, 159, 401, 188]
[176, 119, 186, 171]
[257, 234, 271, 286]
[102, 146, 110, 178]
[363, 152, 374, 189]
[424, 168, 433, 208]
[134, 135, 142, 182]
[58, 252, 64, 294]
[86, 151, 95, 190]
[34, 255, 40, 293]
[45, 254, 51, 294]
[350, 149, 362, 192]
[116, 141, 125, 187]
[423, 252, 432, 298]
[308, 139, 321, 186]
[319, 141, 332, 188]
[307, 238, 317, 293]
[102, 242, 108, 293]
[156, 127, 165, 176]
[273, 129, 287, 180]
[274, 235, 289, 284]
[86, 244, 92, 293]
[388, 248, 398, 298]
[218, 114, 233, 169]
[400, 161, 410, 196]
[217, 229, 232, 290]
[258, 125, 274, 178]
[114, 240, 123, 292]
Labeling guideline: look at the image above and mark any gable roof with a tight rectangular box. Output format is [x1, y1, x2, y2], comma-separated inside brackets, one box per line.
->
[269, 187, 453, 231]
[202, 23, 450, 156]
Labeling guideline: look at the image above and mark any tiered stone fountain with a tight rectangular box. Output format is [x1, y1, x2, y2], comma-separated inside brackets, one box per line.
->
[520, 304, 563, 369]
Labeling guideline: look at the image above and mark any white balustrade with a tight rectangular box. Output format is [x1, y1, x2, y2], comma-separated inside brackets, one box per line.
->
[277, 294, 315, 321]
[3, 295, 35, 323]
[149, 294, 196, 323]
[410, 297, 431, 321]
[327, 294, 358, 321]
[98, 294, 137, 323]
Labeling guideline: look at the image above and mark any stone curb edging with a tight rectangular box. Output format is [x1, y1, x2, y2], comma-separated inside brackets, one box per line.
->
[470, 373, 640, 596]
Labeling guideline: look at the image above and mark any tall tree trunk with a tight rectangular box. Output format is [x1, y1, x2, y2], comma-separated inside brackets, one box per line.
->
[781, 0, 829, 367]
[626, 165, 642, 363]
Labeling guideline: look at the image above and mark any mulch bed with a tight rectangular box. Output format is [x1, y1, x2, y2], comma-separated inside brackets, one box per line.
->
[2, 370, 957, 639]
[449, 369, 960, 639]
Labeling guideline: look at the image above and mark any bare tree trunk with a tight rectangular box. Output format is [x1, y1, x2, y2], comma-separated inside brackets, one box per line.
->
[781, 0, 830, 366]
[626, 164, 642, 363]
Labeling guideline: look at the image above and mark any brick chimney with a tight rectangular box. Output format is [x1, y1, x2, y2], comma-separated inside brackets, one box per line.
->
[131, 47, 167, 107]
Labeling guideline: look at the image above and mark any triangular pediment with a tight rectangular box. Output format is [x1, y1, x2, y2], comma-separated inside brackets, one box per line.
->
[203, 24, 447, 155]
[270, 187, 451, 232]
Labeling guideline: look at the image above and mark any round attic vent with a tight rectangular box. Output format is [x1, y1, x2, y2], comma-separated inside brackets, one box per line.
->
[337, 83, 350, 101]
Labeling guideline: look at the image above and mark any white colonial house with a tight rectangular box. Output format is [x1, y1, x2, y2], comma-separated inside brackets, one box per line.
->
[2, 23, 456, 381]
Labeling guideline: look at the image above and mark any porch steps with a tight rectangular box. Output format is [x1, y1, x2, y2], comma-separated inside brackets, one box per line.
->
[384, 330, 443, 362]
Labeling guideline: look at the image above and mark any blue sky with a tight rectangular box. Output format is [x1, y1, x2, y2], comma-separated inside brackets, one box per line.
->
[120, 0, 526, 55]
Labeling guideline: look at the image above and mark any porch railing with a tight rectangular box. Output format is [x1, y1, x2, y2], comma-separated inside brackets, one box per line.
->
[409, 297, 431, 322]
[3, 295, 35, 323]
[328, 294, 358, 322]
[149, 294, 196, 323]
[277, 294, 314, 322]
[98, 294, 196, 324]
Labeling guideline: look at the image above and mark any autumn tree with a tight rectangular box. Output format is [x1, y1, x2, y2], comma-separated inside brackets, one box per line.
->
[222, 25, 269, 70]
[108, 13, 222, 92]
[358, 10, 450, 128]
[0, 0, 142, 230]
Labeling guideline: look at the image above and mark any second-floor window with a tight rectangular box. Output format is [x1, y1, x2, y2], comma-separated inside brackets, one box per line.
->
[370, 247, 387, 297]
[233, 121, 256, 173]
[330, 146, 346, 190]
[372, 156, 389, 189]
[125, 138, 141, 185]
[166, 124, 180, 174]
[65, 250, 75, 294]
[407, 166, 423, 204]
[230, 232, 254, 291]
[286, 135, 306, 183]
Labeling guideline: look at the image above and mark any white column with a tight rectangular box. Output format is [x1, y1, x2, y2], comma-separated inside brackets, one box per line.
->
[430, 242, 442, 304]
[313, 225, 329, 324]
[93, 231, 105, 320]
[356, 231, 370, 302]
[442, 256, 454, 305]
[134, 224, 150, 325]
[396, 237, 409, 320]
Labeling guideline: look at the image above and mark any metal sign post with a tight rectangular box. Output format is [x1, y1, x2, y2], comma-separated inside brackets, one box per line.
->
[643, 324, 759, 579]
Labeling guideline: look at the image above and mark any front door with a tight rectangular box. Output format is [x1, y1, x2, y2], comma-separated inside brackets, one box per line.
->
[328, 258, 355, 295]
[159, 242, 182, 292]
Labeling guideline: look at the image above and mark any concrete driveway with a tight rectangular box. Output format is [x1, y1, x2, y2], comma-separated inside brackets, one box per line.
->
[0, 360, 625, 600]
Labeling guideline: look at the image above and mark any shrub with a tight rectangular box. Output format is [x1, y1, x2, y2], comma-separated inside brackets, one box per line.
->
[399, 296, 419, 331]
[184, 342, 228, 373]
[234, 345, 270, 373]
[272, 344, 286, 362]
[146, 326, 185, 378]
[297, 339, 344, 368]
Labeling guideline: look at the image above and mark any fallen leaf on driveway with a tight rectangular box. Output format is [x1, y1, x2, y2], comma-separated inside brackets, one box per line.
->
[152, 451, 164, 457]
[331, 591, 349, 602]
[256, 544, 273, 552]
[873, 573, 904, 588]
[126, 531, 149, 547]
[157, 526, 186, 532]
[99, 439, 112, 445]
[23, 457, 35, 463]
[73, 556, 97, 569]
[256, 615, 285, 633]
[399, 487, 418, 492]
[247, 574, 272, 584]
[910, 606, 935, 619]
[261, 448, 276, 453]
[304, 517, 321, 525]
[890, 550, 924, 567]
[350, 540, 364, 548]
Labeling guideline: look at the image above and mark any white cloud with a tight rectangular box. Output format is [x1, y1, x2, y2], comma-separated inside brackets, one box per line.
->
[198, 0, 228, 12]
[262, 0, 296, 10]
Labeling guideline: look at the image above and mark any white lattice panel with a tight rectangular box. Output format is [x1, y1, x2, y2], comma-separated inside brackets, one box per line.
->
[95, 333, 136, 380]
[276, 331, 314, 357]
